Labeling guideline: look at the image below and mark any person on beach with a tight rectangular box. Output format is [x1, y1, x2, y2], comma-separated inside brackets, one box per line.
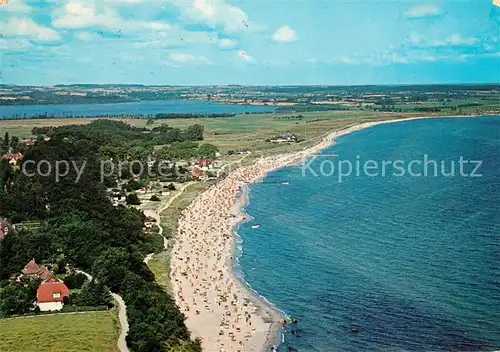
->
[171, 149, 327, 351]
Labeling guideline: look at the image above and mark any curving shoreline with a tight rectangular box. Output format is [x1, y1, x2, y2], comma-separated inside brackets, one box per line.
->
[230, 183, 285, 351]
[170, 115, 492, 352]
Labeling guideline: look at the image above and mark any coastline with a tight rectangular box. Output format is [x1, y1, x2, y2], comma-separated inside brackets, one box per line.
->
[170, 114, 495, 352]
[230, 184, 285, 351]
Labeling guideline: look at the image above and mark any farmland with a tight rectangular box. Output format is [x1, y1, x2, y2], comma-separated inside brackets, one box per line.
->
[0, 311, 119, 352]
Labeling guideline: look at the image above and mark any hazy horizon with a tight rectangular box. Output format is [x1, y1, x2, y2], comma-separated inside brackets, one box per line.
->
[2, 82, 499, 88]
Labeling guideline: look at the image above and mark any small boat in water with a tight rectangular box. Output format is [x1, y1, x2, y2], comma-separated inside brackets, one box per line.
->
[251, 225, 260, 229]
[281, 182, 290, 185]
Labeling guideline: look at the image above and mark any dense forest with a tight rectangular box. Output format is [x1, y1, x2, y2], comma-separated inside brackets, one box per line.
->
[0, 121, 203, 351]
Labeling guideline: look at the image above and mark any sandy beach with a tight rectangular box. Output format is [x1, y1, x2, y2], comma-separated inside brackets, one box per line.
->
[169, 115, 487, 352]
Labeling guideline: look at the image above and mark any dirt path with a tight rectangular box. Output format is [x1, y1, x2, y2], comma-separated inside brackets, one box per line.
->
[76, 270, 129, 352]
[143, 182, 195, 264]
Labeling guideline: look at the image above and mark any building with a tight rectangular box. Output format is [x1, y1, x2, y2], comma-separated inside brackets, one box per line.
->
[228, 148, 251, 155]
[144, 216, 157, 229]
[1, 152, 23, 166]
[190, 167, 208, 181]
[195, 159, 214, 171]
[268, 132, 299, 144]
[21, 259, 51, 281]
[20, 138, 37, 146]
[36, 276, 70, 312]
[0, 219, 12, 240]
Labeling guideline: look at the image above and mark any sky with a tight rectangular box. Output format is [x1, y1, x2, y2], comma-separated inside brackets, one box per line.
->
[0, 0, 499, 85]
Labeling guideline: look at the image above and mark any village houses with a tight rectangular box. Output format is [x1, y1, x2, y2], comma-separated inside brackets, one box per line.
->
[19, 259, 70, 312]
[21, 259, 52, 281]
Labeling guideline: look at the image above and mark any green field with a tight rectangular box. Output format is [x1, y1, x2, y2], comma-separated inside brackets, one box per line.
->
[0, 311, 119, 352]
[147, 251, 172, 292]
[159, 181, 214, 241]
[0, 110, 434, 153]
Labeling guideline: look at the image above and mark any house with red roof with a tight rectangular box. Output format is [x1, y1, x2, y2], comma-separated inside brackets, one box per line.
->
[190, 167, 208, 181]
[21, 259, 51, 281]
[195, 159, 215, 171]
[36, 276, 70, 312]
[1, 152, 23, 166]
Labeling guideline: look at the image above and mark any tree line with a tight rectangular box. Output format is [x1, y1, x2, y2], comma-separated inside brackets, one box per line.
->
[0, 120, 202, 351]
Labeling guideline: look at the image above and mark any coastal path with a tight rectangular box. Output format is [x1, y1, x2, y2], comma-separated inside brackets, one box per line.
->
[143, 181, 195, 264]
[76, 270, 129, 352]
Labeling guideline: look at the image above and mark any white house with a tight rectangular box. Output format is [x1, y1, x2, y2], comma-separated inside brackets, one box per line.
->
[36, 276, 70, 312]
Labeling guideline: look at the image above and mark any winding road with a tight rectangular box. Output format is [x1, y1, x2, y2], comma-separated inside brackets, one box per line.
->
[76, 270, 130, 352]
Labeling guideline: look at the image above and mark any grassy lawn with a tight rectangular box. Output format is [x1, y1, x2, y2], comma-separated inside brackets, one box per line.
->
[147, 251, 172, 292]
[0, 311, 119, 352]
[159, 181, 214, 241]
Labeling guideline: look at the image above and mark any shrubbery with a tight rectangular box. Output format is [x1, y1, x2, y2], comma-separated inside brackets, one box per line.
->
[64, 272, 88, 289]
[126, 193, 141, 205]
[71, 279, 113, 308]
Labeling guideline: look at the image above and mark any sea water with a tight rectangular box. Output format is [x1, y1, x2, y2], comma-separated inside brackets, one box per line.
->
[236, 116, 500, 352]
[0, 100, 274, 119]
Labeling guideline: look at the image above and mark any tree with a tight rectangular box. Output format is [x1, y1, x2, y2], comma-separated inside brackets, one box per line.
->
[184, 124, 204, 141]
[0, 279, 40, 316]
[198, 143, 219, 159]
[0, 120, 198, 348]
[124, 179, 142, 192]
[64, 272, 88, 289]
[0, 158, 14, 191]
[51, 213, 107, 268]
[72, 279, 112, 307]
[126, 193, 141, 205]
[165, 339, 203, 352]
[92, 247, 130, 292]
[10, 136, 19, 152]
[0, 230, 54, 281]
[2, 132, 9, 150]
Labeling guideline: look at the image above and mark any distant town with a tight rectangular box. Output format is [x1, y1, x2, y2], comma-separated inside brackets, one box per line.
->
[1, 84, 499, 117]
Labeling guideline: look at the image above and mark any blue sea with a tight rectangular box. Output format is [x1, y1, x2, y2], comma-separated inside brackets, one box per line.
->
[236, 116, 500, 352]
[0, 100, 274, 119]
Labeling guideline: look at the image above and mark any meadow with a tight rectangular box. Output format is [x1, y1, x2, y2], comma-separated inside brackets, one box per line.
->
[0, 311, 119, 352]
[0, 110, 432, 155]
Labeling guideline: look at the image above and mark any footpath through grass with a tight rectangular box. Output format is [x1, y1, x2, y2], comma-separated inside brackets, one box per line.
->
[0, 310, 119, 352]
